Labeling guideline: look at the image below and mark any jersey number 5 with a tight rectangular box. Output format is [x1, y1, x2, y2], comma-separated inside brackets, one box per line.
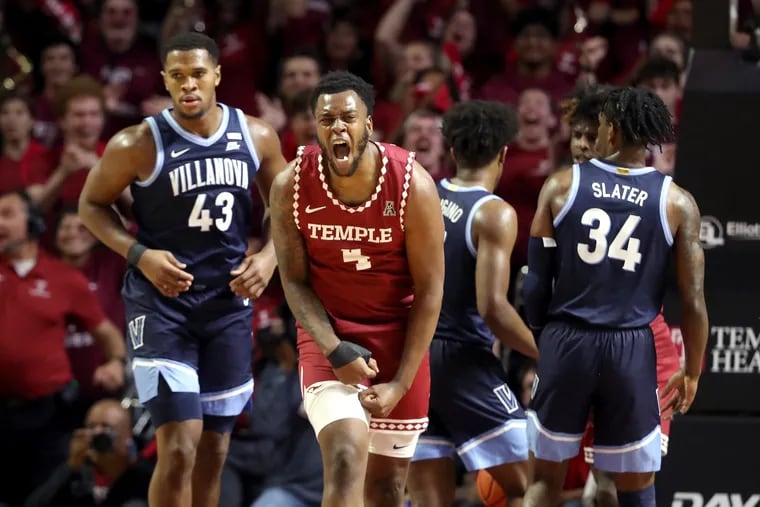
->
[188, 192, 234, 232]
[577, 208, 642, 272]
[342, 248, 372, 271]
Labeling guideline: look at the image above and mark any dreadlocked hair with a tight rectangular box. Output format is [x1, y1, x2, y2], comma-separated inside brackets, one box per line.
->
[601, 87, 675, 149]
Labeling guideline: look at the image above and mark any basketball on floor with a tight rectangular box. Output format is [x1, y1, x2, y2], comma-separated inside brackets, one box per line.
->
[476, 470, 507, 507]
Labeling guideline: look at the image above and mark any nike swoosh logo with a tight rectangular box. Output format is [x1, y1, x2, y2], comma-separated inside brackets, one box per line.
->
[171, 148, 190, 158]
[392, 444, 408, 450]
[305, 205, 326, 214]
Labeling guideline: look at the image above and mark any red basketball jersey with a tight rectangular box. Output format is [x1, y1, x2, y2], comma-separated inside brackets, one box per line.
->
[293, 142, 415, 331]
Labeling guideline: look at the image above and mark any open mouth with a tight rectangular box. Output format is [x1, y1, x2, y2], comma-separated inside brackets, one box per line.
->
[332, 140, 350, 162]
[415, 138, 431, 153]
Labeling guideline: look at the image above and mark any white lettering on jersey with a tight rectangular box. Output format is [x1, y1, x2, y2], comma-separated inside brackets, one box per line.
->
[169, 158, 250, 196]
[591, 182, 649, 207]
[440, 198, 464, 222]
[306, 223, 393, 244]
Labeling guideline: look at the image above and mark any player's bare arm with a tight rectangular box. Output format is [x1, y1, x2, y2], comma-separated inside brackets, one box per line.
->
[394, 162, 445, 389]
[78, 124, 151, 257]
[662, 184, 708, 417]
[523, 168, 572, 329]
[269, 163, 378, 385]
[361, 161, 444, 417]
[78, 124, 193, 298]
[473, 199, 538, 358]
[247, 116, 288, 213]
[229, 116, 288, 299]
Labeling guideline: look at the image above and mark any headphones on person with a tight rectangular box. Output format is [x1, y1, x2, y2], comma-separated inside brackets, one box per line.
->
[16, 190, 46, 238]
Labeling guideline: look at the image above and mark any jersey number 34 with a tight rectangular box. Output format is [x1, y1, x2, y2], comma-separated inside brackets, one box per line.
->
[577, 207, 642, 272]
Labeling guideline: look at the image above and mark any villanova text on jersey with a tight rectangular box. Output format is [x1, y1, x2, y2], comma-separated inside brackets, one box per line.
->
[436, 179, 503, 346]
[549, 158, 673, 328]
[131, 104, 260, 286]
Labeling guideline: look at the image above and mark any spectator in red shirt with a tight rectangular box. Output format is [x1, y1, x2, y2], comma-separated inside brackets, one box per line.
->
[494, 89, 556, 270]
[257, 50, 323, 136]
[0, 189, 126, 507]
[279, 50, 323, 103]
[280, 90, 318, 163]
[267, 0, 333, 59]
[323, 14, 371, 81]
[27, 75, 107, 220]
[375, 0, 449, 138]
[399, 108, 452, 182]
[664, 0, 693, 43]
[56, 207, 127, 418]
[477, 7, 574, 107]
[32, 35, 79, 148]
[649, 31, 689, 78]
[80, 0, 170, 138]
[0, 94, 48, 195]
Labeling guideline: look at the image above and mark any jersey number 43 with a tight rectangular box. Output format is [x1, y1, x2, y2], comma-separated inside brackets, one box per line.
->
[188, 192, 235, 232]
[577, 207, 642, 272]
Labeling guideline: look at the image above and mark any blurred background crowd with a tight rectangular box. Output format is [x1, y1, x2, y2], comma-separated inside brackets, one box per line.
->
[1, 0, 759, 506]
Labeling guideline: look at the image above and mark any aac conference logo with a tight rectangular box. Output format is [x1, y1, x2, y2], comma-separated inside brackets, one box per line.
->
[700, 216, 725, 249]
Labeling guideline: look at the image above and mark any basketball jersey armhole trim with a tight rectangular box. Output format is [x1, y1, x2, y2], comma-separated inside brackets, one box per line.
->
[160, 103, 230, 147]
[465, 194, 502, 257]
[659, 175, 674, 246]
[553, 164, 580, 227]
[235, 108, 261, 171]
[292, 145, 304, 230]
[135, 117, 164, 188]
[399, 151, 414, 232]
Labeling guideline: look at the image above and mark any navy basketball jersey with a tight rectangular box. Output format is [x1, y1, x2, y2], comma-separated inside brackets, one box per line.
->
[548, 158, 673, 327]
[436, 179, 502, 346]
[130, 104, 260, 286]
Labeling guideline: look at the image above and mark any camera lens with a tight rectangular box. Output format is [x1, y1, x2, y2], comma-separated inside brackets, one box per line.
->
[90, 431, 114, 453]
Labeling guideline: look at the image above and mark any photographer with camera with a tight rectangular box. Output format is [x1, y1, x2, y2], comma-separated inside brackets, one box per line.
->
[0, 190, 126, 507]
[24, 399, 152, 507]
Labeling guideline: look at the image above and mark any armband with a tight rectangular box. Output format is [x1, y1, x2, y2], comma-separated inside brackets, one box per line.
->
[126, 242, 147, 267]
[327, 341, 372, 369]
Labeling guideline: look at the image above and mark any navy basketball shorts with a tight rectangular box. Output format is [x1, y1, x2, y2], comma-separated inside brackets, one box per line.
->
[412, 339, 528, 471]
[123, 271, 254, 431]
[527, 320, 661, 473]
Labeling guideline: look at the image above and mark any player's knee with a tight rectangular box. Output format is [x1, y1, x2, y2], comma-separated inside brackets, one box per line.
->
[159, 441, 197, 483]
[156, 423, 202, 481]
[328, 441, 362, 482]
[196, 432, 231, 470]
